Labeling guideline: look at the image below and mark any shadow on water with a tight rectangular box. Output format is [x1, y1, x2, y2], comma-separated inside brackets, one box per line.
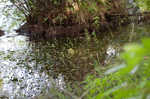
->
[0, 1, 150, 99]
[0, 23, 150, 98]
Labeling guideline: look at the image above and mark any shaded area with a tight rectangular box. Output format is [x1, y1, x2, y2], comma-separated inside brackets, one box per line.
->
[0, 18, 150, 99]
[14, 0, 129, 39]
[0, 0, 150, 98]
[0, 30, 4, 36]
[14, 0, 150, 40]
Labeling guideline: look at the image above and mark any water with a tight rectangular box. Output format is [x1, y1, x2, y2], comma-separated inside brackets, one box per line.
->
[0, 1, 65, 98]
[0, 1, 150, 99]
[0, 35, 66, 98]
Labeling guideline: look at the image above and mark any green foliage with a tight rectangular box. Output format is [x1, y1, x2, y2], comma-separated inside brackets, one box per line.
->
[44, 37, 150, 99]
[9, 0, 112, 24]
[83, 37, 150, 99]
[135, 0, 150, 11]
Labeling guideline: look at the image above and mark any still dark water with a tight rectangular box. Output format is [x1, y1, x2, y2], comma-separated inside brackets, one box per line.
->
[0, 1, 150, 99]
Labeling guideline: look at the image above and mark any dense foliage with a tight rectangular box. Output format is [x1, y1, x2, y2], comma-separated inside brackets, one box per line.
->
[49, 38, 150, 99]
[135, 0, 150, 11]
[1, 0, 150, 98]
[83, 38, 150, 99]
[9, 0, 126, 24]
[9, 0, 150, 98]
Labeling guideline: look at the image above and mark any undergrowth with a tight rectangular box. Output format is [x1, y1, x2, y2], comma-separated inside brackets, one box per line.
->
[45, 37, 150, 99]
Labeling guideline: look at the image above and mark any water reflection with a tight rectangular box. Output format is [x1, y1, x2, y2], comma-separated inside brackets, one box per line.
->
[0, 35, 28, 51]
[0, 0, 24, 33]
[0, 22, 150, 99]
[0, 36, 44, 98]
[0, 1, 150, 98]
[0, 1, 66, 98]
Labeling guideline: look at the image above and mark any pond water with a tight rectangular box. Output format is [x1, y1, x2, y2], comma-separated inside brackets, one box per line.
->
[0, 1, 150, 99]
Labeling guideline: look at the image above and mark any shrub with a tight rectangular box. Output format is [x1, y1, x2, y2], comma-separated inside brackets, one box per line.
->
[83, 37, 150, 99]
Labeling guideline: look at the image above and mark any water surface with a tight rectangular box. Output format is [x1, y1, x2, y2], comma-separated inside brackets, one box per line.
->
[0, 1, 150, 99]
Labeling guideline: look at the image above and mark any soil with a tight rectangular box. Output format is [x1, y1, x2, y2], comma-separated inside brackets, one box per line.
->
[14, 0, 135, 40]
[16, 23, 90, 39]
[16, 16, 129, 40]
[0, 30, 4, 36]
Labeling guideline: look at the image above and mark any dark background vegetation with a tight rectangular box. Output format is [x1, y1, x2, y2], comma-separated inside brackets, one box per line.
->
[0, 0, 150, 99]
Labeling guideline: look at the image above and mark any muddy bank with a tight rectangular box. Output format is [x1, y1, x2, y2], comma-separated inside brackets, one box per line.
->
[13, 0, 149, 40]
[0, 30, 4, 36]
[14, 0, 150, 40]
[16, 23, 89, 39]
[13, 0, 129, 40]
[16, 11, 150, 40]
[16, 15, 130, 40]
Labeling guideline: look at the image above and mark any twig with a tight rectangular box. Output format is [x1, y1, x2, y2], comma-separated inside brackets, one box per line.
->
[80, 89, 90, 99]
[62, 89, 80, 99]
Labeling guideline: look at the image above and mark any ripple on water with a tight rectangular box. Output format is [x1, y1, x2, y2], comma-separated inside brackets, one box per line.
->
[0, 33, 66, 98]
[0, 35, 52, 98]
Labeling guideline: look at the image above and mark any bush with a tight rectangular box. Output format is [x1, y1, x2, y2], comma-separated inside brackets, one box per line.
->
[46, 38, 150, 99]
[83, 37, 150, 99]
[135, 0, 150, 11]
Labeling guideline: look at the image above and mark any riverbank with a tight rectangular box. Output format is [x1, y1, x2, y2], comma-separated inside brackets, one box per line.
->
[0, 30, 4, 36]
[1, 0, 150, 98]
[14, 0, 130, 40]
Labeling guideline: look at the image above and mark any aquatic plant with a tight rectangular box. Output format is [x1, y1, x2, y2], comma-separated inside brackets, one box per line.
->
[82, 38, 150, 99]
[47, 37, 150, 99]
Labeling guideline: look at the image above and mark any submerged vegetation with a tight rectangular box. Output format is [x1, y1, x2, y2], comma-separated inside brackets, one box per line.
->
[24, 27, 149, 99]
[0, 0, 150, 98]
[83, 38, 150, 99]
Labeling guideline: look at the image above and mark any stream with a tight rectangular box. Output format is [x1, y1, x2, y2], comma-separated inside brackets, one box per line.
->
[0, 1, 150, 99]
